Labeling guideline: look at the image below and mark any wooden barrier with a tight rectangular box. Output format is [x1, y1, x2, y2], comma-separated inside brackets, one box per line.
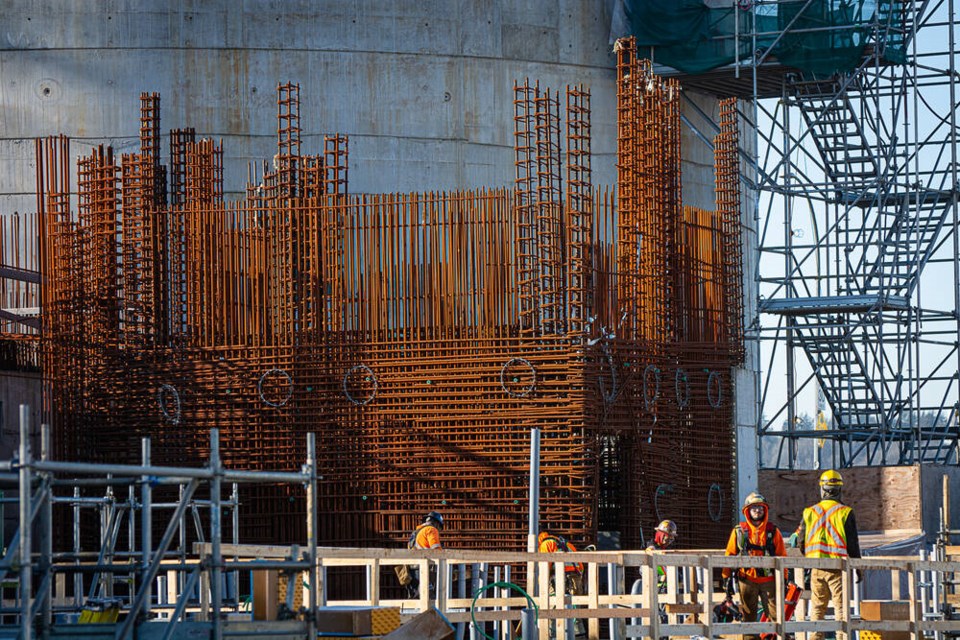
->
[193, 543, 958, 640]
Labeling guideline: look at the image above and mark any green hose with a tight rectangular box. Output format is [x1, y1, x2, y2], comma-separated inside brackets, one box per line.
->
[469, 580, 538, 640]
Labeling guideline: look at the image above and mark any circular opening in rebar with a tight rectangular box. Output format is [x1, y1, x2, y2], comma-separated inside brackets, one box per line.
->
[643, 364, 661, 411]
[707, 370, 723, 408]
[708, 483, 724, 522]
[157, 384, 181, 424]
[499, 357, 536, 398]
[343, 364, 378, 406]
[258, 368, 294, 408]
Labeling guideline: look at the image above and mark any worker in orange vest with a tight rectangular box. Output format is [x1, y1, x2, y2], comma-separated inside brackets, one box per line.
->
[722, 492, 787, 640]
[537, 530, 584, 593]
[795, 470, 861, 640]
[411, 511, 443, 549]
[538, 530, 586, 639]
[405, 511, 443, 597]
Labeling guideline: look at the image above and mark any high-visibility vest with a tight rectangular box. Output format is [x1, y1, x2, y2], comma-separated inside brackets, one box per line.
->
[802, 499, 851, 558]
[539, 536, 583, 573]
[411, 523, 441, 549]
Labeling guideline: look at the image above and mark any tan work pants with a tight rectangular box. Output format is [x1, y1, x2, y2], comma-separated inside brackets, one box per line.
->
[809, 567, 845, 640]
[737, 578, 777, 640]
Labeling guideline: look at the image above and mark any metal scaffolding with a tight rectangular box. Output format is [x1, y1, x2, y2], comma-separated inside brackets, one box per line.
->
[1, 405, 318, 640]
[744, 1, 960, 466]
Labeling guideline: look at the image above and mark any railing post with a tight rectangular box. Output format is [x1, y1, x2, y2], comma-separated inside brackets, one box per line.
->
[703, 556, 714, 640]
[588, 559, 599, 639]
[645, 554, 659, 640]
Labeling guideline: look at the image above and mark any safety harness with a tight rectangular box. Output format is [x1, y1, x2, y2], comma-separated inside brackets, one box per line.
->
[735, 522, 777, 556]
[735, 522, 777, 577]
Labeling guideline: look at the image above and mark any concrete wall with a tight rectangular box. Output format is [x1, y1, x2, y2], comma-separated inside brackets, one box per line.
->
[1, 0, 623, 208]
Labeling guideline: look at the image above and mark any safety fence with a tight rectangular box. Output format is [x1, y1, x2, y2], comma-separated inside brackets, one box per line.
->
[146, 543, 959, 640]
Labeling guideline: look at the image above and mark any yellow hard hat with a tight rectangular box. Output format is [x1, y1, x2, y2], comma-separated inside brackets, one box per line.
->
[655, 520, 677, 536]
[819, 469, 843, 488]
[744, 491, 768, 508]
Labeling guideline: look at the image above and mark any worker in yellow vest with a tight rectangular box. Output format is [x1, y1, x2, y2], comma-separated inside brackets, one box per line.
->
[795, 470, 861, 640]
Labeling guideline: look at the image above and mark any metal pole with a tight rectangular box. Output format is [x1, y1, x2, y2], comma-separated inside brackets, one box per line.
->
[39, 424, 52, 639]
[306, 433, 319, 639]
[527, 427, 541, 613]
[527, 427, 540, 552]
[117, 479, 200, 640]
[210, 429, 223, 640]
[19, 404, 33, 640]
[125, 482, 134, 603]
[178, 482, 187, 600]
[141, 437, 152, 627]
[782, 91, 797, 469]
[231, 482, 239, 605]
[72, 486, 81, 609]
[950, 0, 959, 430]
[520, 608, 537, 640]
[102, 482, 115, 599]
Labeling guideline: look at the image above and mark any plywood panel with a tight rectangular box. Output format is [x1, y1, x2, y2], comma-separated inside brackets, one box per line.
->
[758, 467, 921, 535]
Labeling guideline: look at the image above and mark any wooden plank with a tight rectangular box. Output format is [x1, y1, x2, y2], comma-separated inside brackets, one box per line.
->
[664, 603, 702, 614]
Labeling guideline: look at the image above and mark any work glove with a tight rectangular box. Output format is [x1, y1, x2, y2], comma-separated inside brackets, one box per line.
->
[855, 569, 863, 584]
[725, 576, 736, 597]
[787, 532, 799, 548]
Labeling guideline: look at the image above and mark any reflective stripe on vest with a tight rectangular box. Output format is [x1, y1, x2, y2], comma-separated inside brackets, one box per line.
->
[803, 501, 850, 558]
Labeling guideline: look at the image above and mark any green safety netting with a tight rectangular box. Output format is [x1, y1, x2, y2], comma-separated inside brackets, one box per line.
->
[625, 0, 906, 77]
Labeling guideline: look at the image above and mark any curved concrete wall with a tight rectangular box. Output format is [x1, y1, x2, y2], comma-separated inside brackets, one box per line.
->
[0, 0, 620, 208]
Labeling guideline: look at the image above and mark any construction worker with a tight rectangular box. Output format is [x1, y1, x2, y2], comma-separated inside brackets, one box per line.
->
[722, 492, 787, 640]
[646, 519, 677, 591]
[537, 530, 584, 594]
[537, 530, 586, 639]
[647, 519, 678, 552]
[795, 470, 861, 640]
[406, 511, 443, 597]
[411, 511, 444, 550]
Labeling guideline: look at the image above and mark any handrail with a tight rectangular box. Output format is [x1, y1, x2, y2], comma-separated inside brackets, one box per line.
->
[193, 543, 956, 639]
